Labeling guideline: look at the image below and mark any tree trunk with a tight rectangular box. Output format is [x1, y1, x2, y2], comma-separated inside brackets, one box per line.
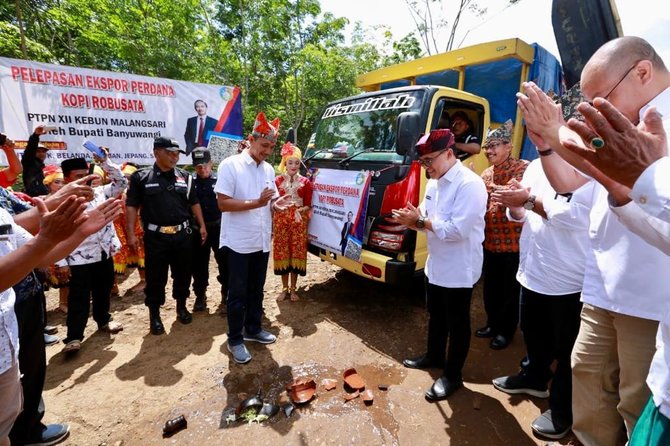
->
[15, 0, 28, 59]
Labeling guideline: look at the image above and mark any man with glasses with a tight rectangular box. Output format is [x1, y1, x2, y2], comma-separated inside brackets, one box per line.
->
[476, 120, 528, 351]
[392, 128, 487, 401]
[517, 36, 670, 445]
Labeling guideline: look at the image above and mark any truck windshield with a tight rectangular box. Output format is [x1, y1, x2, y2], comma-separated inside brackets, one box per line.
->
[306, 90, 425, 163]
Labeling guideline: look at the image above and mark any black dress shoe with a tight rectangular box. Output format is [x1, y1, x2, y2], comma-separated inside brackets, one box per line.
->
[490, 335, 510, 350]
[475, 326, 494, 338]
[425, 376, 463, 401]
[149, 308, 165, 335]
[402, 355, 442, 369]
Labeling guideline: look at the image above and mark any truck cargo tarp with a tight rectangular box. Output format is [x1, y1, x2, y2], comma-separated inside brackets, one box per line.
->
[521, 44, 564, 160]
[380, 44, 562, 161]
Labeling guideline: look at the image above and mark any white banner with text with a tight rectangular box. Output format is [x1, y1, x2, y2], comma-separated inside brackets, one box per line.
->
[0, 57, 242, 165]
[307, 168, 371, 261]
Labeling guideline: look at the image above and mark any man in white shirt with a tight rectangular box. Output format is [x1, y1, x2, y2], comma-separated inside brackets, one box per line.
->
[60, 155, 127, 354]
[517, 36, 670, 445]
[490, 159, 595, 440]
[391, 128, 487, 401]
[0, 195, 121, 446]
[554, 72, 670, 445]
[215, 112, 284, 365]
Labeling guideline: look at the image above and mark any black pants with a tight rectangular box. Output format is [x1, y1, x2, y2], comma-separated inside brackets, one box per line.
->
[65, 256, 114, 343]
[192, 221, 227, 296]
[425, 280, 473, 381]
[519, 286, 582, 422]
[10, 290, 47, 445]
[226, 249, 268, 346]
[144, 230, 193, 307]
[482, 249, 521, 338]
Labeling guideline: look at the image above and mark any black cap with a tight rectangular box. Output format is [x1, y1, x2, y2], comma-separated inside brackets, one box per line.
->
[191, 149, 211, 166]
[153, 136, 184, 153]
[61, 157, 89, 176]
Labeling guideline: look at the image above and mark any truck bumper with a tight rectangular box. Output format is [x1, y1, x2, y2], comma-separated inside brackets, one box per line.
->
[308, 244, 416, 285]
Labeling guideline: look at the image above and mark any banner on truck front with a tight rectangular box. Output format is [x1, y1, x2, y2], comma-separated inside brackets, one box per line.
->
[307, 168, 371, 262]
[0, 57, 243, 165]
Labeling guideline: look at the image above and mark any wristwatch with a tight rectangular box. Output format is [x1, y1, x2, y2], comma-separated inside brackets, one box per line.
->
[415, 216, 426, 229]
[523, 194, 537, 210]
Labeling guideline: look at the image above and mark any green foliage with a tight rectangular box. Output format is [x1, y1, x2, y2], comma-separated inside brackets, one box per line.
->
[0, 22, 53, 61]
[1, 0, 423, 151]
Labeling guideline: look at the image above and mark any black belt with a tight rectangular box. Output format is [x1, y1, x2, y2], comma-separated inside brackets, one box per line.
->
[146, 221, 190, 234]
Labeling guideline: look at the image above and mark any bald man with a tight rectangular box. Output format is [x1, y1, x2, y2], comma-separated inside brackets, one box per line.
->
[516, 37, 670, 445]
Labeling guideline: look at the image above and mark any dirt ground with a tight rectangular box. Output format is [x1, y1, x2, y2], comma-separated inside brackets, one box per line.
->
[41, 254, 574, 446]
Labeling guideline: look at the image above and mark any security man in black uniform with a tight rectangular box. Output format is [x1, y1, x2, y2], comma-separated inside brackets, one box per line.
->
[190, 148, 228, 312]
[126, 136, 207, 335]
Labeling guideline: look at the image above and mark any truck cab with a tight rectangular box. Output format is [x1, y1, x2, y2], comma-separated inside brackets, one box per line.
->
[304, 38, 562, 285]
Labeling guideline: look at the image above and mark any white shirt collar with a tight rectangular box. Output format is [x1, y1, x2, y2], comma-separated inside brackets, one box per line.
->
[438, 159, 462, 186]
[640, 85, 670, 121]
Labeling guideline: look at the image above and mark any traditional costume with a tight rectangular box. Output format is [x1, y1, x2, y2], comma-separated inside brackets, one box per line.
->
[272, 143, 313, 278]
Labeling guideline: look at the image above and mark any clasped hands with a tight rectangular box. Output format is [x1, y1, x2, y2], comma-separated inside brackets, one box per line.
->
[389, 201, 422, 229]
[490, 179, 530, 209]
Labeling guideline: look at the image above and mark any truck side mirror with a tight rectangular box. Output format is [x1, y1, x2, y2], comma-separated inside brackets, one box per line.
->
[396, 112, 420, 156]
[285, 128, 296, 144]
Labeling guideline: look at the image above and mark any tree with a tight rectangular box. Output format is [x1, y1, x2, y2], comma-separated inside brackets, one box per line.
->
[0, 0, 395, 152]
[404, 0, 522, 55]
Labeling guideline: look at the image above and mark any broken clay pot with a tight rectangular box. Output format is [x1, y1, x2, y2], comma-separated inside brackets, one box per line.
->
[343, 368, 366, 390]
[286, 378, 317, 404]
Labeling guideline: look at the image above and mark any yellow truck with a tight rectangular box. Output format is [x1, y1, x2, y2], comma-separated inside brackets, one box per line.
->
[304, 38, 563, 285]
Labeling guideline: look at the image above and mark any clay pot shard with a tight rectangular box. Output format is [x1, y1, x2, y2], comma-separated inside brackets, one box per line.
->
[286, 378, 317, 404]
[362, 389, 374, 405]
[343, 390, 360, 402]
[321, 378, 337, 391]
[343, 368, 366, 390]
[163, 414, 187, 437]
[377, 384, 389, 391]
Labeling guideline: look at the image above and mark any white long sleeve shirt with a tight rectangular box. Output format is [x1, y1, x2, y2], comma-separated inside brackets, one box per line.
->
[608, 86, 670, 419]
[509, 159, 595, 295]
[421, 161, 487, 288]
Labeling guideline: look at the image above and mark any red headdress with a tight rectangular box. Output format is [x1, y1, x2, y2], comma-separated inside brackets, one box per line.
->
[415, 128, 456, 156]
[251, 112, 280, 143]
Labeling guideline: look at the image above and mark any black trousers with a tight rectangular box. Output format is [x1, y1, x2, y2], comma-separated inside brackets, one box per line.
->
[482, 249, 521, 338]
[226, 249, 268, 346]
[519, 286, 582, 422]
[425, 280, 473, 381]
[143, 230, 193, 307]
[192, 221, 227, 296]
[10, 290, 47, 445]
[65, 256, 114, 343]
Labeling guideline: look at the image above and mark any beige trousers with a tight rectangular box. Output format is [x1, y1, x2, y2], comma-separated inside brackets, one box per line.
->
[0, 361, 22, 446]
[571, 303, 658, 446]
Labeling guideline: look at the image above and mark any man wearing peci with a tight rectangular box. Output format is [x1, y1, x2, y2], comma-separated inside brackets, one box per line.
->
[184, 99, 218, 155]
